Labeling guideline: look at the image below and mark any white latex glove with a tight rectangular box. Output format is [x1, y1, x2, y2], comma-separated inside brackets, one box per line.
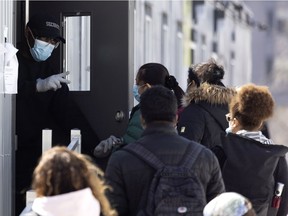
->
[36, 71, 71, 92]
[93, 135, 123, 157]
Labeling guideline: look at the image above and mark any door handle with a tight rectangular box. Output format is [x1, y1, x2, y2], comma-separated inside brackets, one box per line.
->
[115, 110, 125, 122]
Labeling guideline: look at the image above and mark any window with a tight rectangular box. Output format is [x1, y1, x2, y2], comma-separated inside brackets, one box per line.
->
[161, 13, 168, 66]
[144, 4, 153, 62]
[201, 34, 206, 61]
[63, 14, 91, 91]
[212, 41, 218, 53]
[191, 29, 197, 42]
[175, 21, 183, 76]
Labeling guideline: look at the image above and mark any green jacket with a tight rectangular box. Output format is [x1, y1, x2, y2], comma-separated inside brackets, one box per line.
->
[122, 105, 143, 144]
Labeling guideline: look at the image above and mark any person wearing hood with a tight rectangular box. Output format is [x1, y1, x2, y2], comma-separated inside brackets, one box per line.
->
[24, 146, 117, 216]
[177, 58, 236, 167]
[220, 83, 288, 216]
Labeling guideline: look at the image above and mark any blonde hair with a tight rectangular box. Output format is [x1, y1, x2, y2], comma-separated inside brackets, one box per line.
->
[32, 146, 117, 216]
[229, 83, 274, 130]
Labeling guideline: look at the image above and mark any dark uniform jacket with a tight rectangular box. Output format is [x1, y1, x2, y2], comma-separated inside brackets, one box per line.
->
[105, 123, 225, 216]
[220, 133, 288, 216]
[15, 42, 99, 215]
[16, 42, 99, 155]
[177, 83, 236, 151]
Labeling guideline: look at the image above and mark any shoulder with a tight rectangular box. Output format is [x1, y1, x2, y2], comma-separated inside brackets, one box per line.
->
[179, 103, 205, 119]
[190, 141, 218, 162]
[107, 145, 139, 167]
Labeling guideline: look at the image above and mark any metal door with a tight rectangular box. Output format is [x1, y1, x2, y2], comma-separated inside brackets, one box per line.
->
[17, 1, 133, 146]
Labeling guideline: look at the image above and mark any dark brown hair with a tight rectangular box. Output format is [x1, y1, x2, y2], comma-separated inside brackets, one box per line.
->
[193, 58, 225, 86]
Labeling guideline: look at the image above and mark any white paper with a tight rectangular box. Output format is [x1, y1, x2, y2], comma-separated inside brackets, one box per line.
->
[1, 43, 19, 94]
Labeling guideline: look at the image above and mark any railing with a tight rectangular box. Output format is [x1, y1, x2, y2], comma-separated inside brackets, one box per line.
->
[19, 129, 81, 216]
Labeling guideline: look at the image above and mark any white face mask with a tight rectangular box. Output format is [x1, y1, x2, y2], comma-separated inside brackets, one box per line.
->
[30, 39, 55, 62]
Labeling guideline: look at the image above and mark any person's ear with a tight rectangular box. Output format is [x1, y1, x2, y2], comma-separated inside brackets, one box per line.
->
[142, 83, 151, 92]
[231, 117, 242, 133]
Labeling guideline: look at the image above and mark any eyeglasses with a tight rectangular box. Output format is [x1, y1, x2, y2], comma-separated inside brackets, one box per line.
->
[225, 114, 232, 122]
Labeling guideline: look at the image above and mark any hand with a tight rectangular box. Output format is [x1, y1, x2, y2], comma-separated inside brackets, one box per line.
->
[36, 71, 71, 92]
[93, 135, 122, 157]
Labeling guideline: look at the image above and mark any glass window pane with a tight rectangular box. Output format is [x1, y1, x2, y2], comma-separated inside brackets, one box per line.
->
[63, 15, 91, 91]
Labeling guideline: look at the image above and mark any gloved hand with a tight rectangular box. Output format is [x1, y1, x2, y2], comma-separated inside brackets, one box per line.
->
[93, 135, 123, 158]
[36, 71, 71, 92]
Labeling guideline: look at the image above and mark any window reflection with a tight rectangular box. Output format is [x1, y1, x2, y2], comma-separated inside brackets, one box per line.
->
[63, 15, 91, 91]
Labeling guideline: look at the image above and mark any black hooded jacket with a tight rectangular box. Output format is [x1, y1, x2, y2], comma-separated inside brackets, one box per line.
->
[16, 42, 99, 155]
[177, 83, 236, 150]
[221, 133, 288, 216]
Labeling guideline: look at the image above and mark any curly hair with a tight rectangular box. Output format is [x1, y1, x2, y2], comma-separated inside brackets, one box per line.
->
[229, 83, 274, 130]
[194, 58, 225, 86]
[32, 146, 117, 216]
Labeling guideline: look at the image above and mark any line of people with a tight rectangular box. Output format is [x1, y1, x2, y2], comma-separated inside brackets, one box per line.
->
[95, 59, 288, 216]
[24, 60, 288, 216]
[17, 13, 288, 216]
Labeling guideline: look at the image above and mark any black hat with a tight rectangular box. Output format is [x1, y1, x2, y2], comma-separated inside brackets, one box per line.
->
[27, 14, 65, 43]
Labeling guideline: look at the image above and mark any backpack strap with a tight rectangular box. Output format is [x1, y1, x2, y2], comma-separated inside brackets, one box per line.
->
[124, 141, 203, 170]
[181, 143, 203, 169]
[124, 142, 165, 170]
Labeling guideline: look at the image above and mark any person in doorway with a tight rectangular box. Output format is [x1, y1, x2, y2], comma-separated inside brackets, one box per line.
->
[93, 63, 184, 159]
[16, 13, 99, 215]
[105, 86, 225, 216]
[220, 83, 288, 216]
[23, 146, 117, 216]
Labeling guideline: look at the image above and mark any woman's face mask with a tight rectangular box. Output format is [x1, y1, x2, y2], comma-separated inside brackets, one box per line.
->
[30, 39, 55, 62]
[133, 85, 141, 102]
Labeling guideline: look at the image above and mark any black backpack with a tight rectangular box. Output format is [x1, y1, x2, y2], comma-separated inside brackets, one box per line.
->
[124, 142, 206, 216]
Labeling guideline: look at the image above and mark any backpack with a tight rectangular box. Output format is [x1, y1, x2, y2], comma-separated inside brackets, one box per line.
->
[124, 142, 206, 216]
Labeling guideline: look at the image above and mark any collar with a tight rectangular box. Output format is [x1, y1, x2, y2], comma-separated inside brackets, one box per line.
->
[182, 83, 236, 107]
[142, 122, 177, 137]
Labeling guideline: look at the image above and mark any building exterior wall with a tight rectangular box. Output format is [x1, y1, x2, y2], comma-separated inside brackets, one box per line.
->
[133, 0, 185, 88]
[191, 0, 252, 87]
[246, 1, 288, 145]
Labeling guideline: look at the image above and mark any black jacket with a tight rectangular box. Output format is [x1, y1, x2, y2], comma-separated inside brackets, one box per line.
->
[220, 133, 288, 216]
[177, 83, 236, 150]
[105, 122, 225, 216]
[16, 42, 99, 155]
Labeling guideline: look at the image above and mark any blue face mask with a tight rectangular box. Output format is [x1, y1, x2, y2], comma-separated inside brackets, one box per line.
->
[30, 39, 55, 62]
[133, 85, 140, 102]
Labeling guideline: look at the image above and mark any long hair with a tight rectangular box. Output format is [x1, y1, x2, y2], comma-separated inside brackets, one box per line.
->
[32, 146, 117, 216]
[137, 63, 185, 108]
